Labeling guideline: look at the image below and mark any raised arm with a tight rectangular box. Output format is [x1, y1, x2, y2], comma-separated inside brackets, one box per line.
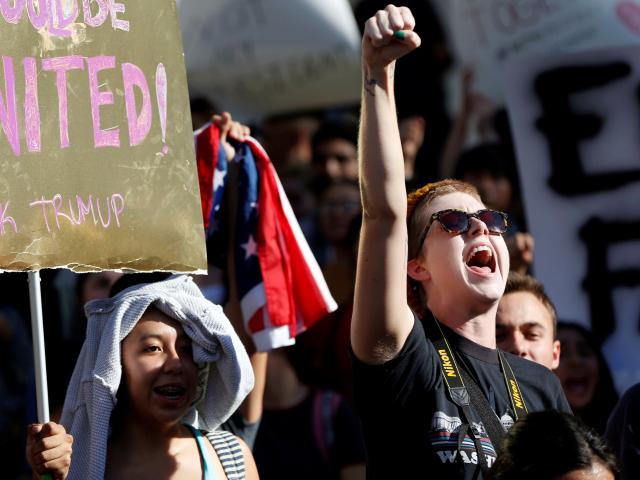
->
[351, 5, 421, 364]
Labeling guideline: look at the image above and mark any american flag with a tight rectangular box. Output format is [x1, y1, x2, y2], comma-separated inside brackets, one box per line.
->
[195, 122, 227, 235]
[195, 124, 337, 351]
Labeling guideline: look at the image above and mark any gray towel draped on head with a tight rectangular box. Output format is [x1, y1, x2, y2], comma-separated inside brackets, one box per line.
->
[60, 275, 254, 480]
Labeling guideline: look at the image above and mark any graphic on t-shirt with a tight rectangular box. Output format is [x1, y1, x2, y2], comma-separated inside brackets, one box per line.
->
[500, 413, 514, 431]
[430, 412, 497, 467]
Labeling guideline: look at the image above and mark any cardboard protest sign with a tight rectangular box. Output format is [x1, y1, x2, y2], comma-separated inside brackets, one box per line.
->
[0, 0, 207, 272]
[504, 45, 640, 392]
[440, 0, 640, 102]
[176, 0, 361, 120]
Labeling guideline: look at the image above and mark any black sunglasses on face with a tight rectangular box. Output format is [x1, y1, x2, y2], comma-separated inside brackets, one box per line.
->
[415, 209, 508, 255]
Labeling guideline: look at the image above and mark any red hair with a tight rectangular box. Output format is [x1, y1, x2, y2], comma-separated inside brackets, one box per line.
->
[406, 179, 481, 316]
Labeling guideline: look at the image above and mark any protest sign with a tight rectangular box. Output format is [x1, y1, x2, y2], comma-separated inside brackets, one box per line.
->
[441, 0, 640, 102]
[0, 0, 207, 272]
[176, 0, 362, 120]
[504, 45, 640, 392]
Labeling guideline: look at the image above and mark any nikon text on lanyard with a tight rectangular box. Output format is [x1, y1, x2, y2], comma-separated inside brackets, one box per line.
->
[431, 318, 528, 471]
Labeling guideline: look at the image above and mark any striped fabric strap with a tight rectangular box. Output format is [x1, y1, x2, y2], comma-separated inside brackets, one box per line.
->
[205, 430, 246, 480]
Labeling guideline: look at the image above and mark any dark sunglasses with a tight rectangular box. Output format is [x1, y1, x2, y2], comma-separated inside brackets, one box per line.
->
[415, 209, 508, 255]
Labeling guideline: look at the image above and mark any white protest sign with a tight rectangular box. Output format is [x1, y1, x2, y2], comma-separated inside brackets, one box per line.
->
[504, 45, 640, 392]
[176, 0, 362, 120]
[443, 0, 640, 102]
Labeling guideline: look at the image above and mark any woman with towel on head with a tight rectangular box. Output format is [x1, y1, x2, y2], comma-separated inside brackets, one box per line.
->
[26, 274, 259, 479]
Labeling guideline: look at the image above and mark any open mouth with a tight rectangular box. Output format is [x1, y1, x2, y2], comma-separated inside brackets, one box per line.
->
[564, 377, 591, 397]
[464, 245, 496, 275]
[153, 384, 187, 401]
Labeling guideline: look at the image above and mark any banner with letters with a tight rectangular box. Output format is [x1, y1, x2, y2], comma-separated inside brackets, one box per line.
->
[176, 0, 362, 120]
[504, 45, 640, 392]
[0, 0, 207, 272]
[441, 0, 640, 102]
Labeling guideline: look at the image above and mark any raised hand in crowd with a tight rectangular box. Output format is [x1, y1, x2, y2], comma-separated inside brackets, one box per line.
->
[352, 3, 420, 364]
[440, 67, 497, 179]
[26, 422, 73, 480]
[505, 231, 534, 275]
[213, 111, 251, 161]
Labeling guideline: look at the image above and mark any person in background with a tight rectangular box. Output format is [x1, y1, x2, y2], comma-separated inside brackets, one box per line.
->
[606, 382, 640, 480]
[439, 68, 533, 275]
[489, 410, 619, 480]
[496, 272, 560, 370]
[49, 272, 124, 422]
[259, 113, 319, 171]
[297, 213, 362, 404]
[398, 113, 426, 190]
[555, 322, 619, 435]
[253, 347, 366, 480]
[310, 119, 359, 197]
[453, 144, 533, 276]
[317, 180, 362, 306]
[1, 307, 35, 479]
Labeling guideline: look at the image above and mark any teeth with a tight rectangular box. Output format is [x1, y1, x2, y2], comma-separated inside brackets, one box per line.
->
[155, 385, 185, 396]
[466, 245, 492, 263]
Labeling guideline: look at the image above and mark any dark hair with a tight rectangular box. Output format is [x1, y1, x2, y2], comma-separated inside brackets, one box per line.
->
[189, 96, 218, 117]
[489, 410, 619, 479]
[109, 273, 170, 433]
[454, 143, 517, 183]
[311, 120, 358, 156]
[504, 272, 558, 337]
[109, 273, 208, 435]
[557, 322, 619, 434]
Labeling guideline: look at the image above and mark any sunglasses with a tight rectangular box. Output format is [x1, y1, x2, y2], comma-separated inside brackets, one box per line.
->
[415, 209, 508, 254]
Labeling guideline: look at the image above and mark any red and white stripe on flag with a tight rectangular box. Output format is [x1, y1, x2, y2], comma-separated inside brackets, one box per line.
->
[245, 137, 337, 351]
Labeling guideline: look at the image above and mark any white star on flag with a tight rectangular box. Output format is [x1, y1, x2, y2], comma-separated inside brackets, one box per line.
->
[213, 168, 227, 191]
[241, 235, 258, 260]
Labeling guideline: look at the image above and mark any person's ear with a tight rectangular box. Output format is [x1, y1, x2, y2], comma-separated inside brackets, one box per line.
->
[551, 339, 561, 370]
[407, 258, 430, 282]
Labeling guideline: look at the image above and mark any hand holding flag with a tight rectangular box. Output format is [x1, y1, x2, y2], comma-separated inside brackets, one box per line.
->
[195, 116, 337, 351]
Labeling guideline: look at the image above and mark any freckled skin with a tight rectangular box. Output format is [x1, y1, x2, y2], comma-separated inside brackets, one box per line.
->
[419, 192, 510, 318]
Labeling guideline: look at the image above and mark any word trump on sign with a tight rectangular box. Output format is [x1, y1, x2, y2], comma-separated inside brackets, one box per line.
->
[0, 0, 206, 272]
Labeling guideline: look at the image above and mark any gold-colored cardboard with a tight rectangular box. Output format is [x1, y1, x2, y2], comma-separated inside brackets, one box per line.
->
[0, 0, 206, 272]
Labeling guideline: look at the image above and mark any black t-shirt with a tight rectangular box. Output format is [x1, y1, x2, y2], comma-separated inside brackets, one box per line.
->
[605, 383, 640, 480]
[351, 319, 571, 479]
[253, 389, 366, 480]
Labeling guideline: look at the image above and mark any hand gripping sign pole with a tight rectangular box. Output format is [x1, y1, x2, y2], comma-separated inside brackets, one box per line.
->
[28, 271, 53, 480]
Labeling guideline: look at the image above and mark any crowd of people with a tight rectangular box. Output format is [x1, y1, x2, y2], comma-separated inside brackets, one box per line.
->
[2, 1, 639, 479]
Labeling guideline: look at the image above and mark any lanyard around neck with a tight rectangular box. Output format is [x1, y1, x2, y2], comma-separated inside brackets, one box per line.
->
[431, 318, 528, 421]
